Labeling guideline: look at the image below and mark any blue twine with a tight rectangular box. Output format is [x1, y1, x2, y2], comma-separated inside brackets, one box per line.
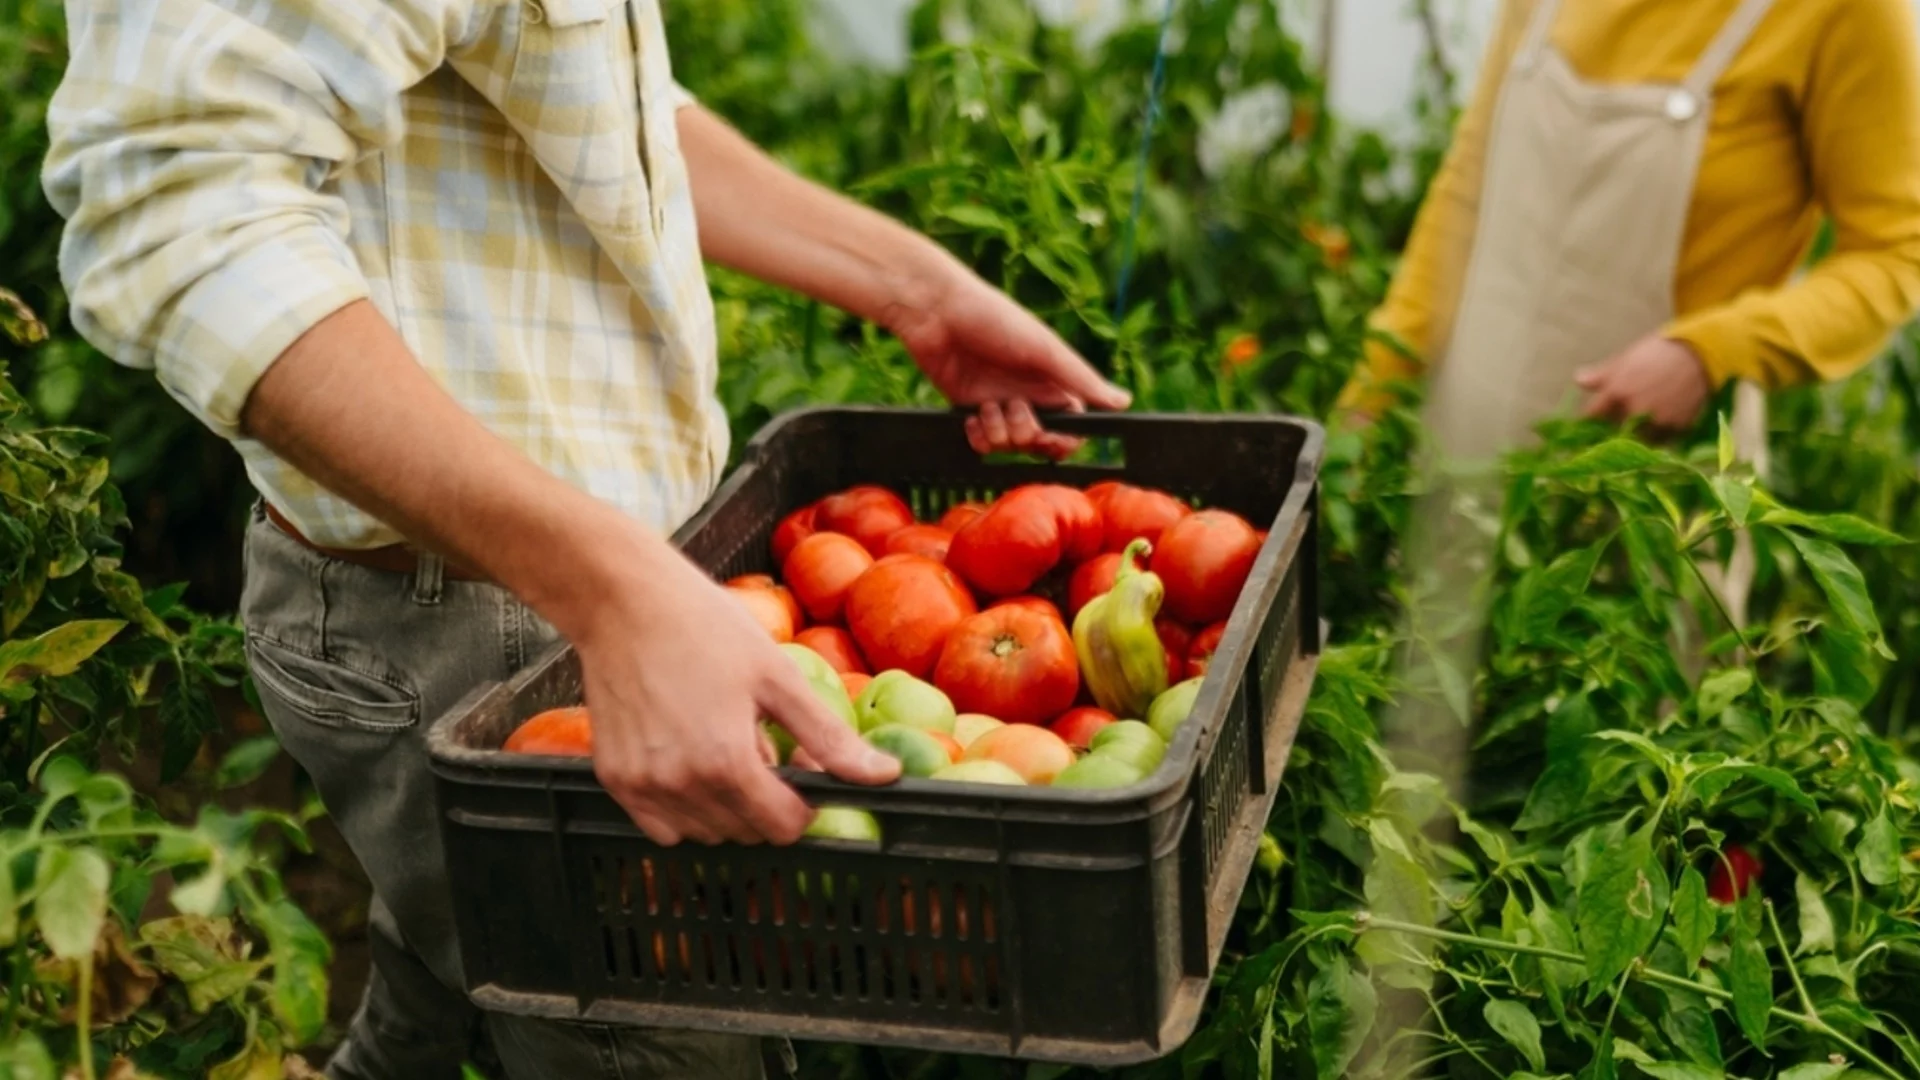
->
[1111, 0, 1180, 326]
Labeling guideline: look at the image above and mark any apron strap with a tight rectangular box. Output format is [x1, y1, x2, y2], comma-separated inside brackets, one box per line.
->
[1516, 0, 1569, 68]
[1683, 0, 1778, 96]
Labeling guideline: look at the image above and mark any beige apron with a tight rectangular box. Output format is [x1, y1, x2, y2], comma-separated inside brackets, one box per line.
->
[1424, 0, 1775, 624]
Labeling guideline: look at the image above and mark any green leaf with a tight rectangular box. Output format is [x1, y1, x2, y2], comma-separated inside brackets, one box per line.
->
[939, 204, 1012, 233]
[1694, 669, 1752, 718]
[1577, 820, 1670, 991]
[1516, 756, 1590, 831]
[34, 846, 110, 960]
[0, 849, 16, 947]
[1710, 475, 1752, 528]
[1815, 809, 1859, 859]
[1593, 730, 1674, 771]
[1671, 867, 1713, 970]
[0, 619, 127, 684]
[1545, 439, 1671, 479]
[1482, 998, 1545, 1072]
[1793, 874, 1835, 955]
[1636, 1064, 1723, 1080]
[1759, 506, 1909, 547]
[1725, 894, 1772, 1050]
[1717, 414, 1735, 472]
[1776, 1064, 1848, 1080]
[251, 895, 332, 1042]
[1690, 763, 1817, 815]
[214, 736, 282, 790]
[1530, 899, 1585, 1022]
[170, 861, 227, 917]
[1783, 531, 1892, 659]
[0, 1031, 56, 1080]
[1857, 808, 1901, 887]
[1306, 953, 1376, 1079]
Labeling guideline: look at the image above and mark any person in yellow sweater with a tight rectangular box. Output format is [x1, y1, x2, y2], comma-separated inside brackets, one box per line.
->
[1336, 0, 1920, 462]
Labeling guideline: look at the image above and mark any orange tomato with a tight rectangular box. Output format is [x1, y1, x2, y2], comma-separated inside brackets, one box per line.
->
[504, 706, 593, 756]
[1048, 707, 1117, 751]
[784, 533, 874, 625]
[844, 555, 979, 678]
[771, 505, 819, 566]
[794, 626, 868, 675]
[883, 524, 955, 563]
[840, 671, 873, 700]
[929, 731, 965, 764]
[1088, 483, 1191, 554]
[946, 487, 1064, 598]
[1152, 510, 1261, 626]
[962, 725, 1075, 785]
[728, 574, 805, 633]
[1067, 553, 1123, 619]
[938, 501, 990, 533]
[727, 584, 796, 643]
[990, 595, 1065, 626]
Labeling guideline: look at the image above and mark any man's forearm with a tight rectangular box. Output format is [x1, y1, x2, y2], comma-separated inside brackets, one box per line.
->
[676, 104, 960, 329]
[240, 300, 674, 641]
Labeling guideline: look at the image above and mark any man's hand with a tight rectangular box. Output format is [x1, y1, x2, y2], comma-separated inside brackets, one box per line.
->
[1575, 336, 1713, 431]
[573, 538, 901, 846]
[881, 266, 1132, 458]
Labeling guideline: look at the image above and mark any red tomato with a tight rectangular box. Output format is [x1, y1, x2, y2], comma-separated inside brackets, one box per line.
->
[1186, 622, 1227, 680]
[794, 626, 868, 675]
[938, 501, 990, 533]
[840, 671, 872, 700]
[1708, 845, 1764, 904]
[1049, 706, 1117, 751]
[933, 607, 1080, 726]
[991, 595, 1065, 625]
[1033, 485, 1103, 563]
[1088, 483, 1191, 553]
[883, 524, 954, 563]
[946, 487, 1064, 598]
[784, 533, 874, 624]
[816, 485, 916, 557]
[504, 706, 593, 756]
[1153, 510, 1261, 625]
[771, 505, 819, 566]
[1067, 553, 1123, 619]
[844, 556, 978, 678]
[726, 583, 796, 643]
[1157, 620, 1193, 683]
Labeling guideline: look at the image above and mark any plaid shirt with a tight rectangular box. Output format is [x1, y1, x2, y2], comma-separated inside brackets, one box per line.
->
[44, 0, 728, 548]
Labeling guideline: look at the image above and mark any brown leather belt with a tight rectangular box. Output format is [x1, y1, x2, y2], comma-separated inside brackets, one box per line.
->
[264, 503, 490, 583]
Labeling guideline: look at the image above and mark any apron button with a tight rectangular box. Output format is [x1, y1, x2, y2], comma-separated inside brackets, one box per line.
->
[1665, 90, 1699, 122]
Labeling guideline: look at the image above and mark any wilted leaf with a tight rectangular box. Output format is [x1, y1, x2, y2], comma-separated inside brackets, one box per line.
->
[141, 915, 264, 1013]
[35, 847, 110, 960]
[1482, 998, 1545, 1072]
[208, 1029, 283, 1080]
[1671, 867, 1713, 970]
[1578, 820, 1669, 991]
[1858, 808, 1902, 888]
[251, 896, 331, 1042]
[0, 620, 127, 684]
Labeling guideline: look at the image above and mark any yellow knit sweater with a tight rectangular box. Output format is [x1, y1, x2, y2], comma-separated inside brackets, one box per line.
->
[1338, 0, 1920, 413]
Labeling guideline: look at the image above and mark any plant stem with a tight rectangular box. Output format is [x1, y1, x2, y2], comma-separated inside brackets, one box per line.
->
[1358, 913, 1908, 1079]
[76, 951, 94, 1080]
[1763, 900, 1904, 1080]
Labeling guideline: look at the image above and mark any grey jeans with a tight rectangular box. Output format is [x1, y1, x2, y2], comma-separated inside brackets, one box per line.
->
[240, 503, 773, 1079]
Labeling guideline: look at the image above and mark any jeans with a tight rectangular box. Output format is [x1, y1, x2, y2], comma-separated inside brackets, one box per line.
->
[240, 503, 773, 1079]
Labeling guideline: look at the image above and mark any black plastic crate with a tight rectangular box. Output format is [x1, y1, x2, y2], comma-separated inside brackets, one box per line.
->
[425, 407, 1323, 1065]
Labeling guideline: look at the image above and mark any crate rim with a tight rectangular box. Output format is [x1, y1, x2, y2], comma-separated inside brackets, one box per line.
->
[424, 406, 1325, 815]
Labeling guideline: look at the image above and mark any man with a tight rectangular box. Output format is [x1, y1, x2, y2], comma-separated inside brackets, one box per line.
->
[43, 0, 1130, 1076]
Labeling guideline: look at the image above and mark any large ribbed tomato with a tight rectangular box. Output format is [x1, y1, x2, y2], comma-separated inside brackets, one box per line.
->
[816, 485, 916, 556]
[938, 501, 990, 533]
[990, 595, 1065, 626]
[784, 533, 874, 624]
[844, 555, 978, 678]
[1089, 483, 1191, 553]
[1153, 510, 1261, 625]
[1033, 485, 1103, 563]
[946, 487, 1064, 598]
[933, 607, 1079, 726]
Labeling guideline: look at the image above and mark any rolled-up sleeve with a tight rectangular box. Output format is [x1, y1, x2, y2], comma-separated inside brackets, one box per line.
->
[42, 0, 479, 438]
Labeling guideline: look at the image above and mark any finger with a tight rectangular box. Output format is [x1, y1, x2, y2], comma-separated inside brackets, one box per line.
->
[761, 667, 900, 786]
[1572, 366, 1603, 390]
[1042, 339, 1132, 411]
[621, 803, 684, 847]
[731, 763, 817, 846]
[790, 746, 825, 772]
[758, 730, 780, 768]
[964, 415, 991, 455]
[1004, 400, 1045, 450]
[977, 401, 1011, 451]
[1034, 431, 1082, 460]
[1578, 386, 1618, 421]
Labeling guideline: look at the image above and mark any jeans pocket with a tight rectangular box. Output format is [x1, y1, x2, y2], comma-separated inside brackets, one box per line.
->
[247, 634, 420, 733]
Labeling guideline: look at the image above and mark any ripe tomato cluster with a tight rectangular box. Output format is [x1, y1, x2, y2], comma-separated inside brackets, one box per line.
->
[504, 480, 1270, 798]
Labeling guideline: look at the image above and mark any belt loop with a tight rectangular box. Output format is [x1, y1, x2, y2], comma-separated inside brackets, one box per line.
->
[412, 553, 446, 606]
